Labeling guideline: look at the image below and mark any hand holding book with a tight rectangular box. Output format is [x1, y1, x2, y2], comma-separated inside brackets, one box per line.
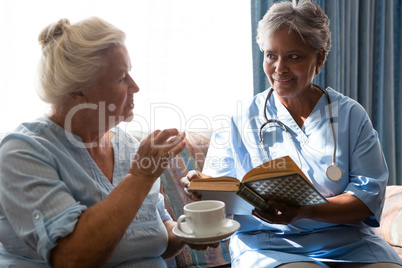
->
[187, 156, 328, 215]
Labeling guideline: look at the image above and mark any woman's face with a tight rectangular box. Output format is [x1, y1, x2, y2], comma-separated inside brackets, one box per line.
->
[263, 27, 323, 99]
[86, 45, 139, 126]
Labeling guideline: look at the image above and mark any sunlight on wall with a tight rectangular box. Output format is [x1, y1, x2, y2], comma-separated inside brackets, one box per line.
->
[0, 0, 252, 133]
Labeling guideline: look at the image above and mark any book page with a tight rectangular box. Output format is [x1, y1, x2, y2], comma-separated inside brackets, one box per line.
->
[188, 177, 240, 191]
[242, 156, 310, 185]
[195, 170, 239, 181]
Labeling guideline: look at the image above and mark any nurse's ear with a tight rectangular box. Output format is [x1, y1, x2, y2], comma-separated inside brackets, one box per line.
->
[315, 49, 326, 75]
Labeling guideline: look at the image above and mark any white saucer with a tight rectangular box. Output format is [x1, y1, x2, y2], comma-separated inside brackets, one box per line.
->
[173, 219, 240, 244]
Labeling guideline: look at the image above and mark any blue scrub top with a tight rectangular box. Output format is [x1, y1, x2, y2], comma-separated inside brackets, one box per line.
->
[203, 87, 402, 266]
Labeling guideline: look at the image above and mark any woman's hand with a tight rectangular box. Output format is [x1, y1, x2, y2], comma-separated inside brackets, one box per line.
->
[180, 170, 203, 201]
[162, 220, 220, 259]
[52, 129, 186, 267]
[251, 200, 306, 225]
[251, 193, 373, 225]
[129, 129, 186, 182]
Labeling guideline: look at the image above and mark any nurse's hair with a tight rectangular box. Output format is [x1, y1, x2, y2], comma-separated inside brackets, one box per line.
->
[256, 0, 331, 70]
[37, 17, 126, 105]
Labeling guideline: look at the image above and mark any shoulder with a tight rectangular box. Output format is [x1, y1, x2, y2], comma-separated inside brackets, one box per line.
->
[0, 118, 63, 166]
[232, 88, 271, 123]
[326, 87, 371, 125]
[326, 87, 376, 139]
[326, 87, 367, 115]
[0, 117, 53, 149]
[253, 88, 271, 106]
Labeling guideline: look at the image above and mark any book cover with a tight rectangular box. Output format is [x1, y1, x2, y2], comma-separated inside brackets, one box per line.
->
[188, 156, 328, 215]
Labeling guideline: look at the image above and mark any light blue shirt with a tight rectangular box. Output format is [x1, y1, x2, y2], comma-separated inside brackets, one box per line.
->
[203, 88, 402, 266]
[0, 117, 171, 267]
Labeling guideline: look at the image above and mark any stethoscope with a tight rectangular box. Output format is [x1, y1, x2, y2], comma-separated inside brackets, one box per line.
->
[258, 85, 343, 182]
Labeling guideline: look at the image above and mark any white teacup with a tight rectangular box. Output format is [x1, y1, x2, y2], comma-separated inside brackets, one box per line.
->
[177, 200, 225, 237]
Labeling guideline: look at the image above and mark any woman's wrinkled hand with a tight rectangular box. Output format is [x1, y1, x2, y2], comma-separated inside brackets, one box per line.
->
[129, 129, 186, 182]
[179, 170, 203, 201]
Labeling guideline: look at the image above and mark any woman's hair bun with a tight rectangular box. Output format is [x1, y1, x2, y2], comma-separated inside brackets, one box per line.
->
[38, 18, 70, 48]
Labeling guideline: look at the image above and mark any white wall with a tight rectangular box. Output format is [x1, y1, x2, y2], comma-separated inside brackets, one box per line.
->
[0, 0, 253, 133]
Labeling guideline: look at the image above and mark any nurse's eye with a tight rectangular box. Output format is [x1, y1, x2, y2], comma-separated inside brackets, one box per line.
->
[265, 53, 277, 60]
[289, 54, 300, 60]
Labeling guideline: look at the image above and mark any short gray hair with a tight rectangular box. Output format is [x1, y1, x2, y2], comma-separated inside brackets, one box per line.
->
[256, 0, 331, 63]
[37, 17, 126, 105]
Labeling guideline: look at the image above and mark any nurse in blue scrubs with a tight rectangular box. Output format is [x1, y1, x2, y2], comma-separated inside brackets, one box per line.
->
[182, 0, 402, 267]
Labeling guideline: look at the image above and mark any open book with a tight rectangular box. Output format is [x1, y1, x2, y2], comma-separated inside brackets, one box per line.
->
[188, 156, 328, 214]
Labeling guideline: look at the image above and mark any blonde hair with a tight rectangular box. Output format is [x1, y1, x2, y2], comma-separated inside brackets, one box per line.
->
[37, 17, 126, 105]
[256, 0, 331, 67]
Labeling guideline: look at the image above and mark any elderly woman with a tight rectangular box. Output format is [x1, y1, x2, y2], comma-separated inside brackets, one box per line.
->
[181, 1, 402, 267]
[0, 17, 190, 267]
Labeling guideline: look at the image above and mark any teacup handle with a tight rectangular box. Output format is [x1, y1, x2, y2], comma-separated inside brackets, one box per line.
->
[177, 215, 194, 235]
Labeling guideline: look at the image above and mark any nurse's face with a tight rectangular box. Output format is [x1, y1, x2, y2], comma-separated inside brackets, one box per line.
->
[263, 27, 324, 99]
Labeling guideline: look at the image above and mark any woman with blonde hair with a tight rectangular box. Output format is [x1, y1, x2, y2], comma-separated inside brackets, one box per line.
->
[0, 17, 207, 267]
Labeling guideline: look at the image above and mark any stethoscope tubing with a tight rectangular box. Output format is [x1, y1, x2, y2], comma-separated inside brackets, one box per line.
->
[259, 85, 342, 182]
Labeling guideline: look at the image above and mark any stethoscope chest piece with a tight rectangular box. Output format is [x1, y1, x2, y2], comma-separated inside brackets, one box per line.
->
[326, 165, 343, 182]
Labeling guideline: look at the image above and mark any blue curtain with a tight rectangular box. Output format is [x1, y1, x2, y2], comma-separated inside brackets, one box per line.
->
[251, 0, 402, 185]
